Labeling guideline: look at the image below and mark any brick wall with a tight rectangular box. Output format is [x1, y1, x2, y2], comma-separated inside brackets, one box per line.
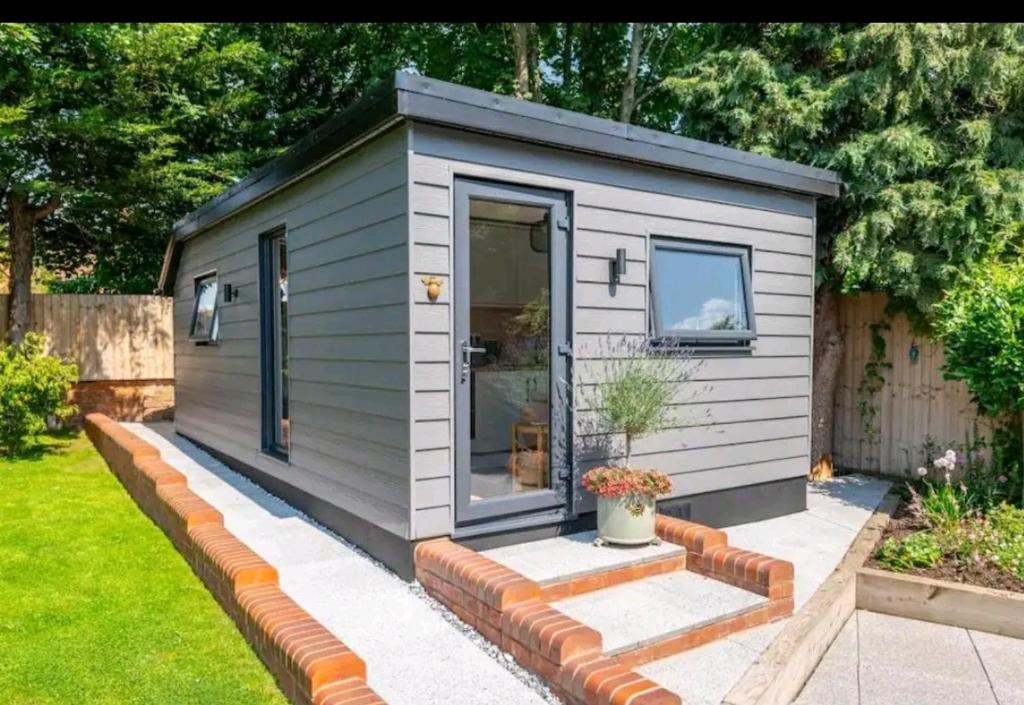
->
[70, 379, 174, 422]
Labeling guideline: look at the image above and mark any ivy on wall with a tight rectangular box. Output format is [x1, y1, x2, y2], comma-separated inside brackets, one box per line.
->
[857, 321, 892, 441]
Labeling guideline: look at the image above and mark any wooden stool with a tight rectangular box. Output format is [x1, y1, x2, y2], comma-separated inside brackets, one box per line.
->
[510, 422, 549, 489]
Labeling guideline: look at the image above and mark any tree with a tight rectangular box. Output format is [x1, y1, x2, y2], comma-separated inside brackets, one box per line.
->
[665, 23, 1024, 470]
[0, 24, 275, 332]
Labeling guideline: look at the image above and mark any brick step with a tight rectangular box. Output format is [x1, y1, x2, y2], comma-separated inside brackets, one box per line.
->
[480, 530, 688, 601]
[551, 569, 788, 668]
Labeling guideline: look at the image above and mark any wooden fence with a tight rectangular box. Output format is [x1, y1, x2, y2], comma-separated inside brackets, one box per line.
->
[833, 293, 991, 477]
[0, 294, 173, 381]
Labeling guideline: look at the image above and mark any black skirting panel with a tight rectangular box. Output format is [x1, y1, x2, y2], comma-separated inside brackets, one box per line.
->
[461, 475, 807, 553]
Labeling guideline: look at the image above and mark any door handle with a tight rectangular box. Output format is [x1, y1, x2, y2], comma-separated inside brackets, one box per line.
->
[461, 341, 486, 382]
[462, 342, 487, 361]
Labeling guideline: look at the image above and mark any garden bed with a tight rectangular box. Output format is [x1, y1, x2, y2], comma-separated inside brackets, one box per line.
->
[865, 498, 1024, 592]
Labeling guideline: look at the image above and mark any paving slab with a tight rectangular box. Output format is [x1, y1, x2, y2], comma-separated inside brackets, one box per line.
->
[128, 423, 550, 705]
[551, 569, 765, 654]
[796, 611, 1024, 705]
[793, 613, 859, 705]
[481, 530, 684, 585]
[968, 630, 1024, 705]
[638, 635, 762, 705]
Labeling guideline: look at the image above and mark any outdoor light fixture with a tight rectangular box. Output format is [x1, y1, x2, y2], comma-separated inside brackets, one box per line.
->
[610, 247, 627, 284]
[909, 341, 920, 364]
[223, 283, 238, 302]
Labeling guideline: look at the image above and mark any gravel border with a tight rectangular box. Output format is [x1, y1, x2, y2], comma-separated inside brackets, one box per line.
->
[133, 424, 560, 704]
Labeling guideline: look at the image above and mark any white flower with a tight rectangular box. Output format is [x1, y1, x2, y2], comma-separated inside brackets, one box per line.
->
[998, 475, 1008, 484]
[945, 449, 957, 462]
[934, 457, 948, 469]
[916, 467, 928, 477]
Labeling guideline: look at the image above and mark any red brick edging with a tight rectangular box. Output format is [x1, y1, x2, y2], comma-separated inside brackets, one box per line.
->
[83, 413, 385, 705]
[655, 515, 795, 602]
[415, 517, 797, 704]
[415, 540, 680, 705]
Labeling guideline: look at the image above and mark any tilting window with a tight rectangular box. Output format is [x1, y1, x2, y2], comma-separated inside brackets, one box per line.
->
[190, 273, 219, 343]
[260, 229, 289, 456]
[649, 238, 756, 344]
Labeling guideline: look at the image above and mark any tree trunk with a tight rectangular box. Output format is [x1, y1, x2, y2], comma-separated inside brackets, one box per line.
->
[810, 285, 845, 478]
[4, 189, 59, 344]
[619, 22, 646, 123]
[512, 23, 531, 100]
[6, 192, 36, 344]
[528, 24, 542, 102]
[562, 23, 574, 88]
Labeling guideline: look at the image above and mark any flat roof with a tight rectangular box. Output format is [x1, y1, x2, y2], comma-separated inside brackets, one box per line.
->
[174, 71, 841, 238]
[159, 71, 841, 291]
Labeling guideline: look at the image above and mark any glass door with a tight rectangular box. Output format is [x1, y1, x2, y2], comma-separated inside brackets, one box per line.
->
[453, 179, 571, 527]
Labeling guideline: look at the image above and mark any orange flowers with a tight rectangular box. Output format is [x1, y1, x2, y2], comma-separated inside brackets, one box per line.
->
[582, 467, 672, 500]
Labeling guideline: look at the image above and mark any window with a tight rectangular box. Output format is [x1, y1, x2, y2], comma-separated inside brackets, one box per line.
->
[649, 238, 755, 344]
[190, 273, 219, 343]
[259, 229, 289, 456]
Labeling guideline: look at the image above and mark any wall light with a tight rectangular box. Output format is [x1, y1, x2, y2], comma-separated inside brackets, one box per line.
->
[610, 248, 627, 284]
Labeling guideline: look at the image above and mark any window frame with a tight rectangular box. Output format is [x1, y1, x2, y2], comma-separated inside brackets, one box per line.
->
[648, 236, 757, 345]
[259, 226, 289, 459]
[189, 271, 220, 344]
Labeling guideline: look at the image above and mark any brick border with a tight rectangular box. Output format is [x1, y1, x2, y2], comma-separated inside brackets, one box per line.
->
[415, 518, 797, 704]
[655, 515, 795, 602]
[83, 413, 385, 705]
[539, 552, 688, 602]
[415, 539, 679, 705]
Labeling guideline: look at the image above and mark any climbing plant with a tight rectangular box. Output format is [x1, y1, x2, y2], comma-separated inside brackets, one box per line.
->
[857, 321, 892, 441]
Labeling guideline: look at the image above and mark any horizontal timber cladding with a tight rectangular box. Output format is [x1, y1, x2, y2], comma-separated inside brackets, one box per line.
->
[407, 124, 815, 537]
[173, 125, 413, 541]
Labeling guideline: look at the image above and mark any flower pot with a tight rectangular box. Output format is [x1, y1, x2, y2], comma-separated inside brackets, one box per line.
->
[596, 495, 657, 545]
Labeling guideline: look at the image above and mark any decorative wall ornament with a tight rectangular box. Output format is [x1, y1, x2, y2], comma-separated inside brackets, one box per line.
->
[421, 276, 443, 302]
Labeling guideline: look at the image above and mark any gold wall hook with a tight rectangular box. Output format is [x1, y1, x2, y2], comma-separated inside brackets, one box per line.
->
[421, 276, 443, 303]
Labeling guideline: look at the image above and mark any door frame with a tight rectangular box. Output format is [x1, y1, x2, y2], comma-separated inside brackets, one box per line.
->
[452, 177, 574, 529]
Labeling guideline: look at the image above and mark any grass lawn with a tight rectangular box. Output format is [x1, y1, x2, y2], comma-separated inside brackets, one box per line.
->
[0, 431, 288, 705]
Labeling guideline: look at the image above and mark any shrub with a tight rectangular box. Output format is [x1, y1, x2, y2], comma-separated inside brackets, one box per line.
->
[935, 260, 1024, 505]
[985, 504, 1024, 580]
[582, 467, 672, 516]
[875, 531, 943, 571]
[0, 333, 78, 454]
[580, 337, 704, 468]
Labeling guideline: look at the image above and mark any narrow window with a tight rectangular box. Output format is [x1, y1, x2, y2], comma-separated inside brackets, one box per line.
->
[190, 272, 219, 343]
[260, 229, 289, 456]
[649, 238, 756, 344]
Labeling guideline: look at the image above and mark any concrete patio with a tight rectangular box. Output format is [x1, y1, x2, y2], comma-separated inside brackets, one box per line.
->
[796, 610, 1024, 705]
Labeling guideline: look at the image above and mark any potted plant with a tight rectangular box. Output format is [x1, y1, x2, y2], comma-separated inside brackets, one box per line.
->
[579, 337, 704, 546]
[583, 466, 672, 545]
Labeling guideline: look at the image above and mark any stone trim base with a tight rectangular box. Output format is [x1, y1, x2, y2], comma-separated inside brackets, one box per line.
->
[84, 413, 384, 705]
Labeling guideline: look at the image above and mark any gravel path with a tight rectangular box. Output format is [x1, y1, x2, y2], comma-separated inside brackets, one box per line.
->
[127, 423, 556, 705]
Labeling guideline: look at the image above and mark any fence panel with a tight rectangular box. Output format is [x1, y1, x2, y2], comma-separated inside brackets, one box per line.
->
[0, 294, 173, 382]
[833, 293, 990, 476]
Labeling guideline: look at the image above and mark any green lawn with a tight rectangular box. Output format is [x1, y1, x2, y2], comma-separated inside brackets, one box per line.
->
[0, 432, 288, 705]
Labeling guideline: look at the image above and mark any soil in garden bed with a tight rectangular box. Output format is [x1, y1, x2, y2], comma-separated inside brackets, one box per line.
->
[865, 499, 1024, 593]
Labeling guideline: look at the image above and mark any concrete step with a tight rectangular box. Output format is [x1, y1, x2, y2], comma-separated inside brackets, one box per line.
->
[480, 530, 687, 600]
[551, 569, 783, 667]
